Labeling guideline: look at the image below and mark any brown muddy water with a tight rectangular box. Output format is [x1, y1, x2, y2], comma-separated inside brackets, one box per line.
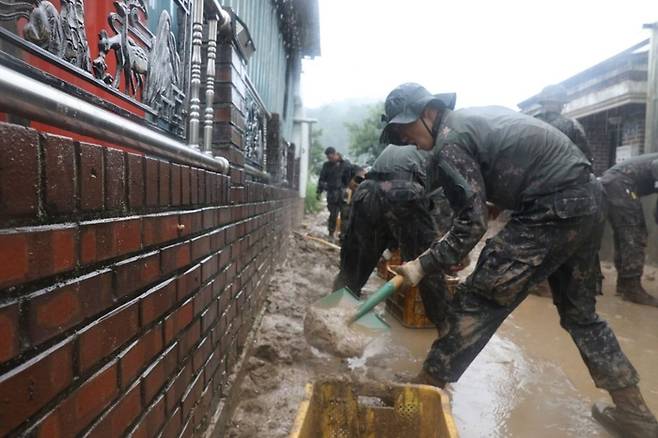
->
[226, 211, 658, 438]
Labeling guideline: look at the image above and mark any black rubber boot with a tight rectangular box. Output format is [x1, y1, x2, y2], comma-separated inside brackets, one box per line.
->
[592, 386, 658, 438]
[617, 277, 658, 307]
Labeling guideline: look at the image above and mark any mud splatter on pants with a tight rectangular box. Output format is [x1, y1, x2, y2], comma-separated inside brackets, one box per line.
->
[425, 179, 640, 391]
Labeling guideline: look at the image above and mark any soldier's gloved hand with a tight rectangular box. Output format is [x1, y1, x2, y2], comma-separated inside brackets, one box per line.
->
[390, 258, 425, 287]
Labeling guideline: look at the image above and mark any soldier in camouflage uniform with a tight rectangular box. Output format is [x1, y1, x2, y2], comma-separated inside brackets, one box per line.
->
[380, 83, 658, 437]
[338, 164, 366, 241]
[317, 147, 351, 238]
[600, 153, 658, 307]
[333, 144, 453, 331]
[535, 84, 593, 163]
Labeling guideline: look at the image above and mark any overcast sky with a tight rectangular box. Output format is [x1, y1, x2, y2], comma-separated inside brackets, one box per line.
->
[301, 0, 657, 110]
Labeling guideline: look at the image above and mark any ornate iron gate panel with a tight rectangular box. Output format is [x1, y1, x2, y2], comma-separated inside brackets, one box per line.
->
[0, 0, 193, 139]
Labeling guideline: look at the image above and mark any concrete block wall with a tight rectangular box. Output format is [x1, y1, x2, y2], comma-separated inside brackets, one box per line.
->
[0, 120, 301, 437]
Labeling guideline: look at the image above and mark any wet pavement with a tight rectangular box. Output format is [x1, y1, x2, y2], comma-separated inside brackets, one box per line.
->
[227, 211, 658, 438]
[354, 249, 658, 438]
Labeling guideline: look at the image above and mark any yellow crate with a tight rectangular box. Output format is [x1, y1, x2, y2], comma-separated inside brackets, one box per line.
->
[378, 251, 458, 329]
[290, 380, 459, 438]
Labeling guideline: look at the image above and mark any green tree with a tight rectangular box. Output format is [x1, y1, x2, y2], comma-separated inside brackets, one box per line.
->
[309, 127, 325, 176]
[346, 102, 386, 163]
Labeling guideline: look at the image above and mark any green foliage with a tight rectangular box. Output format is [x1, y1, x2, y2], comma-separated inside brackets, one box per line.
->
[305, 179, 322, 214]
[345, 102, 386, 164]
[309, 128, 325, 176]
[306, 98, 378, 157]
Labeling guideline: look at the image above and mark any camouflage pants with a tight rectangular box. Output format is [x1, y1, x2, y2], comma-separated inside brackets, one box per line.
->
[425, 179, 639, 391]
[326, 189, 343, 235]
[602, 175, 647, 279]
[334, 180, 449, 327]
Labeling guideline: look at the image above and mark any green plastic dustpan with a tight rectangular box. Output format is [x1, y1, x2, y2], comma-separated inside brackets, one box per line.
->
[312, 275, 405, 332]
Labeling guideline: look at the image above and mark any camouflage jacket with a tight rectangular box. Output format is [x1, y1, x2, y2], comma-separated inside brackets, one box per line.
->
[419, 106, 591, 274]
[317, 158, 351, 193]
[536, 111, 593, 163]
[600, 152, 658, 197]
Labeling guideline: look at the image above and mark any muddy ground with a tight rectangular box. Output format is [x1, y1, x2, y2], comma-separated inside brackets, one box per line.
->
[225, 210, 658, 438]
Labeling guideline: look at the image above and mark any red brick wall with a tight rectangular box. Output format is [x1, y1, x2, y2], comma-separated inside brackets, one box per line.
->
[0, 120, 300, 437]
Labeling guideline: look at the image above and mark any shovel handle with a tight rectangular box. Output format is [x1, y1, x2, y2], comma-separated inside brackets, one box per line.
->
[349, 275, 405, 324]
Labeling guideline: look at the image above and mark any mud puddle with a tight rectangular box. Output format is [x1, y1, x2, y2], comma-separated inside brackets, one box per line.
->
[226, 212, 658, 438]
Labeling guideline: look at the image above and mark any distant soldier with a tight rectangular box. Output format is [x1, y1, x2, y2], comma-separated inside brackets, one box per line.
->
[317, 147, 351, 238]
[600, 153, 658, 307]
[535, 84, 593, 163]
[338, 164, 366, 241]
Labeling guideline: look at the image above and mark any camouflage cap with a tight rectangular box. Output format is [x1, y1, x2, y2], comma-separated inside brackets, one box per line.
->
[380, 83, 456, 145]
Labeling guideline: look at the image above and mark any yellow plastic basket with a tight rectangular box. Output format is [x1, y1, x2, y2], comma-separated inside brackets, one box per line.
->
[289, 380, 459, 438]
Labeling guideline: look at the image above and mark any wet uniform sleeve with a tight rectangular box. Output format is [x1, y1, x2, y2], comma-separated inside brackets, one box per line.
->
[418, 144, 488, 274]
[573, 120, 593, 163]
[317, 163, 327, 194]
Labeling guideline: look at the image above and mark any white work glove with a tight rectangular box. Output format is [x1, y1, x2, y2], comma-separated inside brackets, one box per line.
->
[390, 258, 425, 287]
[382, 248, 393, 261]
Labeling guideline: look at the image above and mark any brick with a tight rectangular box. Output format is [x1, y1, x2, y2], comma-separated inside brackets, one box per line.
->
[80, 217, 141, 265]
[164, 298, 194, 343]
[201, 301, 218, 334]
[202, 207, 216, 230]
[160, 407, 182, 438]
[140, 279, 177, 326]
[181, 166, 191, 205]
[104, 147, 126, 211]
[127, 153, 144, 210]
[190, 168, 199, 205]
[180, 417, 193, 438]
[198, 170, 206, 204]
[0, 339, 74, 436]
[42, 134, 76, 215]
[79, 142, 104, 211]
[159, 161, 171, 207]
[181, 371, 203, 419]
[0, 122, 39, 222]
[114, 251, 160, 298]
[193, 385, 212, 429]
[141, 343, 177, 404]
[176, 266, 201, 301]
[192, 337, 212, 374]
[83, 381, 141, 438]
[164, 363, 192, 414]
[190, 234, 211, 261]
[160, 241, 191, 276]
[118, 323, 163, 388]
[210, 228, 225, 251]
[0, 224, 77, 289]
[0, 302, 20, 362]
[143, 213, 180, 247]
[129, 394, 165, 438]
[179, 320, 201, 360]
[35, 361, 118, 438]
[26, 269, 114, 346]
[201, 254, 218, 283]
[171, 164, 181, 206]
[194, 282, 213, 317]
[205, 171, 213, 204]
[145, 157, 159, 207]
[178, 210, 203, 236]
[78, 299, 140, 372]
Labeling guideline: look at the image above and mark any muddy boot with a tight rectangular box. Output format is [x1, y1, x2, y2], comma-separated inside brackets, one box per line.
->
[617, 277, 658, 307]
[592, 386, 658, 438]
